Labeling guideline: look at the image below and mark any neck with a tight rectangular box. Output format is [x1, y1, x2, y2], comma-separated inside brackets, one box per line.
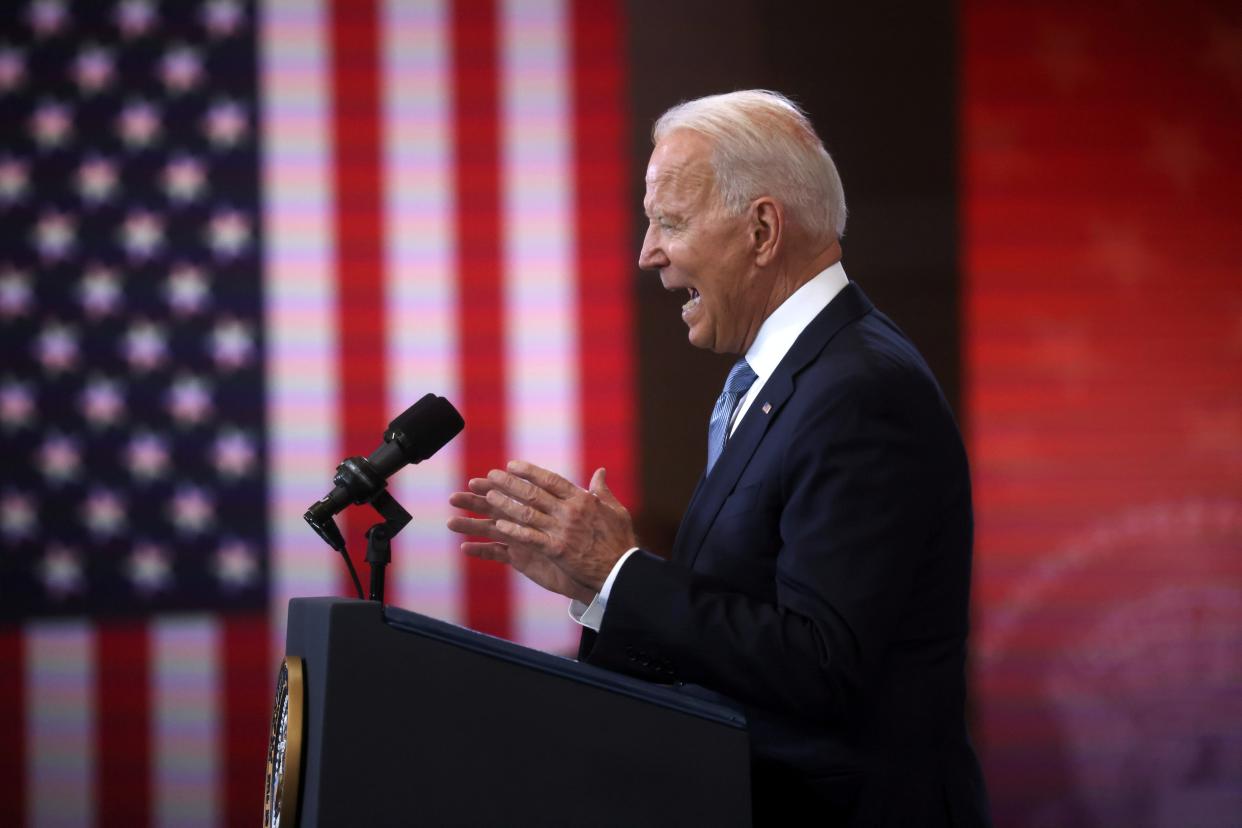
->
[758, 238, 841, 323]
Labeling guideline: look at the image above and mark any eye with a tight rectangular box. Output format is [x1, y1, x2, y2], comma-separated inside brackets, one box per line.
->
[644, 211, 680, 234]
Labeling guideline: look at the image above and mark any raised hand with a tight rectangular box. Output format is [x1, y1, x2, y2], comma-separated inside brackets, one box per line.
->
[447, 476, 595, 603]
[474, 461, 637, 593]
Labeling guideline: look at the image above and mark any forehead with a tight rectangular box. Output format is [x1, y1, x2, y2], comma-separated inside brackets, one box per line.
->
[643, 130, 716, 210]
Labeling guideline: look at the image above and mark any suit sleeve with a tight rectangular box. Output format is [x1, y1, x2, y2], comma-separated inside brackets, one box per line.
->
[581, 364, 944, 723]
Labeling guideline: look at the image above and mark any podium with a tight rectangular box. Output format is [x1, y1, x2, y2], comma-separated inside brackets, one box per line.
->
[275, 598, 751, 826]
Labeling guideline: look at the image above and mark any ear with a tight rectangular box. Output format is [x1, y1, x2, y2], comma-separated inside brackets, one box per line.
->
[750, 197, 783, 266]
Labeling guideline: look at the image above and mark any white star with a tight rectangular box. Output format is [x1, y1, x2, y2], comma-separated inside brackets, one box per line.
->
[0, 267, 33, 318]
[34, 320, 79, 372]
[73, 44, 115, 94]
[167, 374, 213, 425]
[36, 432, 81, 484]
[33, 210, 75, 260]
[214, 539, 258, 588]
[202, 0, 244, 38]
[210, 317, 254, 369]
[162, 154, 207, 203]
[115, 0, 158, 39]
[169, 485, 215, 534]
[159, 44, 202, 93]
[203, 99, 248, 148]
[0, 45, 26, 92]
[77, 156, 120, 204]
[125, 431, 170, 481]
[121, 319, 168, 371]
[0, 379, 36, 429]
[40, 544, 84, 597]
[80, 375, 125, 427]
[82, 488, 126, 538]
[0, 156, 30, 205]
[117, 99, 161, 149]
[166, 262, 210, 315]
[30, 99, 73, 149]
[79, 264, 123, 317]
[120, 209, 164, 260]
[126, 542, 172, 592]
[1, 490, 38, 540]
[207, 208, 251, 258]
[28, 0, 68, 38]
[212, 427, 255, 477]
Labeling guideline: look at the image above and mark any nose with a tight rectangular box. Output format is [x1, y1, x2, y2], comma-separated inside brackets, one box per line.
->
[638, 224, 667, 271]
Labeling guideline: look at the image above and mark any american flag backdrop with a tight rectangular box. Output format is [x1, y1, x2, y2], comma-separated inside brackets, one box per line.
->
[0, 0, 633, 824]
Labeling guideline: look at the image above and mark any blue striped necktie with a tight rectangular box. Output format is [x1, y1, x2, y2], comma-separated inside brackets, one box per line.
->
[706, 358, 758, 476]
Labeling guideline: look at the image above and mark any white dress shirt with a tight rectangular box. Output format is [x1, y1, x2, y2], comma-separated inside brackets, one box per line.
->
[570, 262, 851, 631]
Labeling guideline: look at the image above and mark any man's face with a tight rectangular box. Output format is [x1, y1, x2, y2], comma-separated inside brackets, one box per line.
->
[639, 130, 761, 355]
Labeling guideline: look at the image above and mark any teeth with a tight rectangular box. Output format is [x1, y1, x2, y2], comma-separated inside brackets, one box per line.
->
[682, 294, 700, 313]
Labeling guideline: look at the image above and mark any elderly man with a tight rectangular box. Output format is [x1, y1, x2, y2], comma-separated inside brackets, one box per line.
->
[448, 90, 990, 826]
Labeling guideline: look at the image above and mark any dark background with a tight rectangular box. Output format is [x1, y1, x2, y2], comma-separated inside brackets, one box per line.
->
[625, 0, 959, 550]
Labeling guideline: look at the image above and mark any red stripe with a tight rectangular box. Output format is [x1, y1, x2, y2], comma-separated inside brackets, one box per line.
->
[572, 0, 635, 507]
[96, 624, 150, 828]
[453, 0, 511, 637]
[0, 629, 24, 827]
[221, 614, 270, 827]
[330, 0, 389, 597]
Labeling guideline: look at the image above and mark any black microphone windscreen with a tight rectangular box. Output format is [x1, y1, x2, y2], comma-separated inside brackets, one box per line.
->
[387, 394, 465, 464]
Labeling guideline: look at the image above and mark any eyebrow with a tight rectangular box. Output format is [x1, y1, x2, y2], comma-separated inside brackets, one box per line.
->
[642, 203, 684, 222]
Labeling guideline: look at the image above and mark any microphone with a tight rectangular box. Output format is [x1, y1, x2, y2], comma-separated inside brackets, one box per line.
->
[304, 394, 464, 551]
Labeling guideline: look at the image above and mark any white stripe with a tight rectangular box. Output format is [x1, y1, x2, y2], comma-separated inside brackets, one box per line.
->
[502, 0, 580, 652]
[261, 0, 340, 651]
[152, 617, 219, 828]
[26, 621, 94, 828]
[383, 0, 462, 623]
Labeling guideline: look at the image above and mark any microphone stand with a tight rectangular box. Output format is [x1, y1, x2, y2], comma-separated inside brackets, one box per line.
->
[363, 489, 411, 605]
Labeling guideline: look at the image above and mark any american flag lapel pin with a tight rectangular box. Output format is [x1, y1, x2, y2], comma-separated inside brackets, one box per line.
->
[762, 402, 772, 414]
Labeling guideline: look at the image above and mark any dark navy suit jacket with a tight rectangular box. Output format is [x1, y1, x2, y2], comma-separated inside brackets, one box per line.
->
[579, 283, 990, 826]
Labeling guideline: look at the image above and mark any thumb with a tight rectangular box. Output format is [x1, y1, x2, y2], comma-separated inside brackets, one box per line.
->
[589, 467, 621, 507]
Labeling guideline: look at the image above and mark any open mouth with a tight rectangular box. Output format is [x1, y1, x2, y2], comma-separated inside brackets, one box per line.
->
[682, 287, 700, 314]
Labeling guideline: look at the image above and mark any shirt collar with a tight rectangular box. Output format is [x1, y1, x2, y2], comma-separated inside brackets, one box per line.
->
[744, 261, 849, 383]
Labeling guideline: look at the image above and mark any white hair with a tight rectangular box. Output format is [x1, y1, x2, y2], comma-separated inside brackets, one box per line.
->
[653, 89, 847, 241]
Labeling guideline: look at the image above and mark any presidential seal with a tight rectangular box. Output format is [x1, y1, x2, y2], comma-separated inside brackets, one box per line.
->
[980, 498, 1242, 827]
[264, 656, 305, 828]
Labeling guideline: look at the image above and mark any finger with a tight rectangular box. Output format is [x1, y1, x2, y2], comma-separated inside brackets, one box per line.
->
[447, 515, 507, 541]
[588, 467, 621, 507]
[449, 491, 496, 516]
[466, 477, 497, 496]
[484, 488, 557, 530]
[486, 469, 560, 515]
[506, 460, 579, 500]
[485, 468, 549, 504]
[492, 518, 551, 550]
[452, 486, 544, 523]
[460, 541, 509, 563]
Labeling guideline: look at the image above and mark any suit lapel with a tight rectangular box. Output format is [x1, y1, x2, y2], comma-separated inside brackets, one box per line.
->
[671, 282, 874, 569]
[672, 372, 794, 568]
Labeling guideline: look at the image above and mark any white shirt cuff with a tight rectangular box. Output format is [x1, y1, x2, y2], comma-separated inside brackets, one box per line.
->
[567, 547, 639, 631]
